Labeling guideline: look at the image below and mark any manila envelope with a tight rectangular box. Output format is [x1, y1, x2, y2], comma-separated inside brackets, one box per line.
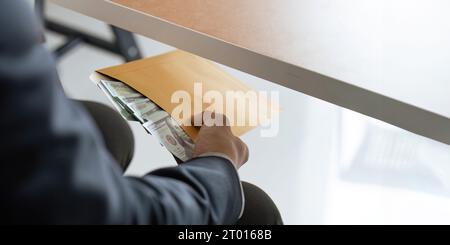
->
[92, 50, 274, 141]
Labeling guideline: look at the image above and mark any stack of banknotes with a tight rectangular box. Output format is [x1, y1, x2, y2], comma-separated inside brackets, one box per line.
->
[98, 80, 194, 161]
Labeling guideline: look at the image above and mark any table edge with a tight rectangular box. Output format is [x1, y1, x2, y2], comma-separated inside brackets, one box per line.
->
[49, 0, 450, 145]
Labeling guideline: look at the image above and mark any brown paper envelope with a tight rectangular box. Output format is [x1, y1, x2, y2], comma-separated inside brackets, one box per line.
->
[96, 50, 271, 140]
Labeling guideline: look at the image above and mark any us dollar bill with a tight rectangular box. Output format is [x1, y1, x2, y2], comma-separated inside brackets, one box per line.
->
[98, 80, 194, 161]
[101, 80, 142, 99]
[143, 111, 194, 161]
[98, 81, 137, 121]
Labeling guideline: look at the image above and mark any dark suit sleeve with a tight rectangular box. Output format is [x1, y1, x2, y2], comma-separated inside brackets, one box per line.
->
[0, 1, 242, 225]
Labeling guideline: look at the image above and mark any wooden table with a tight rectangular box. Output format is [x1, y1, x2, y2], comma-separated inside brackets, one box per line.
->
[50, 0, 450, 145]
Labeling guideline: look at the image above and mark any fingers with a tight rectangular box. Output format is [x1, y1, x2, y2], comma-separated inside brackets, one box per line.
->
[190, 111, 231, 128]
[240, 138, 249, 164]
[190, 111, 249, 169]
[236, 137, 249, 166]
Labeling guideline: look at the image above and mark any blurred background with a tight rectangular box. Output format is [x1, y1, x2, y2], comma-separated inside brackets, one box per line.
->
[38, 1, 450, 224]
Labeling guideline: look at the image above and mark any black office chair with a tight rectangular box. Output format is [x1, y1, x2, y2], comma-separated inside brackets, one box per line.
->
[35, 0, 142, 62]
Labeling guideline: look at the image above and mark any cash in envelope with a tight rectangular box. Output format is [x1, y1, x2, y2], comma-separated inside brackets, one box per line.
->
[99, 80, 195, 161]
[92, 50, 277, 162]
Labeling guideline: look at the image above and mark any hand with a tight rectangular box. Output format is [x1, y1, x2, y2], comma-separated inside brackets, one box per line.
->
[193, 114, 249, 169]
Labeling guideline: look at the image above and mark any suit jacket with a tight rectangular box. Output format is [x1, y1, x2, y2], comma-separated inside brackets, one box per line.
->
[0, 1, 243, 225]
